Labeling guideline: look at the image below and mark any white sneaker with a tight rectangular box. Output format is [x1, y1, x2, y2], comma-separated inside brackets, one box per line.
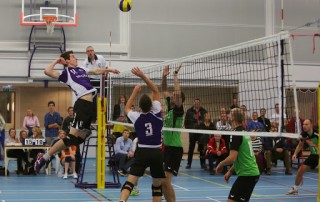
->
[72, 173, 78, 179]
[63, 174, 68, 179]
[286, 188, 298, 195]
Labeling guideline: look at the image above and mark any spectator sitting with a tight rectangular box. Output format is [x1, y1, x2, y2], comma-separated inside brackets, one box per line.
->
[206, 134, 227, 175]
[5, 128, 31, 175]
[251, 136, 266, 174]
[112, 113, 129, 139]
[19, 130, 28, 145]
[246, 112, 264, 132]
[29, 127, 46, 174]
[264, 126, 292, 175]
[115, 129, 134, 176]
[59, 130, 78, 179]
[23, 109, 40, 137]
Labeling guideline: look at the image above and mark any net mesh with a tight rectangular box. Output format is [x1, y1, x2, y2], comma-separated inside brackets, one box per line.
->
[108, 32, 299, 139]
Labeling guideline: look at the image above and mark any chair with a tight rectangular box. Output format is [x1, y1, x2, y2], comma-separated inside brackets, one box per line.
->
[4, 157, 18, 176]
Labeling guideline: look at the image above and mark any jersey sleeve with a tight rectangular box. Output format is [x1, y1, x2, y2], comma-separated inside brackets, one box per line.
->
[151, 100, 161, 115]
[58, 69, 67, 83]
[79, 66, 90, 73]
[127, 111, 140, 124]
[229, 135, 243, 151]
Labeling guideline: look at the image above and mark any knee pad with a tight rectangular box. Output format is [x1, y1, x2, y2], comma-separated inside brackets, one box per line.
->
[152, 184, 163, 197]
[65, 156, 72, 163]
[63, 134, 78, 147]
[121, 181, 134, 193]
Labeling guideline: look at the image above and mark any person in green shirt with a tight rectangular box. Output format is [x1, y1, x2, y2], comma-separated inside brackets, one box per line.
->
[161, 65, 185, 202]
[216, 108, 260, 202]
[287, 119, 318, 195]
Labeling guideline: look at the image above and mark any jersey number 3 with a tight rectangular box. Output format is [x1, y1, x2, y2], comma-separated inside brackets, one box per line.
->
[145, 123, 153, 136]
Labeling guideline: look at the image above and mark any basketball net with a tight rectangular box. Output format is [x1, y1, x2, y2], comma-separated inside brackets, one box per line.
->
[43, 16, 57, 34]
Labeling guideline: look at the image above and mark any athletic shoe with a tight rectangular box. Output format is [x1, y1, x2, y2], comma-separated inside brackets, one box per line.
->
[34, 153, 47, 174]
[286, 188, 298, 195]
[285, 170, 292, 175]
[185, 164, 191, 169]
[72, 173, 78, 179]
[63, 174, 68, 179]
[130, 188, 140, 196]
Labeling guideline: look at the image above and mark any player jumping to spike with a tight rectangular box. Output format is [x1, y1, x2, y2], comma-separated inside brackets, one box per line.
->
[34, 51, 119, 173]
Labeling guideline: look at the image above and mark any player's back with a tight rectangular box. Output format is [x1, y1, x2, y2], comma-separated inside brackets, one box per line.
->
[134, 112, 163, 148]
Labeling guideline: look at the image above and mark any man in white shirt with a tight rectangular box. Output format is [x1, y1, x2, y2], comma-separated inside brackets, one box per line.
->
[270, 103, 287, 129]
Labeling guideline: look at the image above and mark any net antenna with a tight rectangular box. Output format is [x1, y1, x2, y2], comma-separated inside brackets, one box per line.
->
[43, 15, 57, 34]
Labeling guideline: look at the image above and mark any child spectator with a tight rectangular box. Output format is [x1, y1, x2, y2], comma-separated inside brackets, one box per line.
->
[206, 134, 227, 175]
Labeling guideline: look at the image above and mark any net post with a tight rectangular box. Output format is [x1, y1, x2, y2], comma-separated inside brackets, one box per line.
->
[318, 83, 320, 202]
[97, 97, 106, 189]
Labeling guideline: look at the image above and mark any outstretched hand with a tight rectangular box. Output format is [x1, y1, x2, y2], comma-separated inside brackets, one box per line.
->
[133, 84, 142, 93]
[174, 64, 182, 74]
[109, 68, 120, 74]
[163, 65, 170, 77]
[131, 67, 144, 78]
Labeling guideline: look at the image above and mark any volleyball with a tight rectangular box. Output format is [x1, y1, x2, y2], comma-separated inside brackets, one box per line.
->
[119, 0, 132, 12]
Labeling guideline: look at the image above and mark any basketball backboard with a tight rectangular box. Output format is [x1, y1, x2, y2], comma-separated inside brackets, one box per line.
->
[20, 0, 78, 26]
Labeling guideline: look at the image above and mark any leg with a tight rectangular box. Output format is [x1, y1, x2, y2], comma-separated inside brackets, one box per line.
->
[198, 143, 206, 168]
[152, 178, 163, 202]
[116, 153, 127, 171]
[283, 150, 292, 174]
[208, 154, 214, 172]
[162, 171, 175, 202]
[186, 133, 196, 168]
[120, 175, 139, 201]
[295, 164, 309, 186]
[264, 150, 272, 175]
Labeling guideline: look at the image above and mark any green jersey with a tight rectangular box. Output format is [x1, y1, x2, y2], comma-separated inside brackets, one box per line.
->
[230, 126, 260, 176]
[301, 131, 318, 154]
[163, 97, 183, 147]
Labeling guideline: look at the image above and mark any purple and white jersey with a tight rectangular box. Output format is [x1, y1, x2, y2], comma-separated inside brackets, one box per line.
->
[58, 67, 97, 99]
[127, 100, 163, 148]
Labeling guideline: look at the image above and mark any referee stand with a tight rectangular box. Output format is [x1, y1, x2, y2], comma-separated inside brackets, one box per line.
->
[74, 125, 121, 189]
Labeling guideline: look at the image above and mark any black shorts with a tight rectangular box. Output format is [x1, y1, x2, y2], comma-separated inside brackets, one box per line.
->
[304, 154, 319, 169]
[229, 175, 259, 202]
[129, 147, 165, 179]
[163, 146, 183, 176]
[72, 99, 95, 130]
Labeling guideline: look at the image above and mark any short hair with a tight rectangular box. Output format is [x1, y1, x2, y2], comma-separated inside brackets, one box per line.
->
[304, 119, 313, 125]
[260, 108, 266, 111]
[231, 108, 244, 124]
[139, 94, 152, 113]
[48, 101, 55, 106]
[86, 46, 94, 51]
[8, 128, 15, 134]
[60, 51, 74, 67]
[67, 106, 73, 111]
[122, 129, 129, 133]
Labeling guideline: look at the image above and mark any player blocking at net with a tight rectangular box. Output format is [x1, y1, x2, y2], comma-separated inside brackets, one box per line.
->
[119, 67, 165, 202]
[34, 51, 120, 173]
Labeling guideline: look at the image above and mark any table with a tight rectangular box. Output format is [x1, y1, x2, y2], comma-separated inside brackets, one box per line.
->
[4, 145, 51, 176]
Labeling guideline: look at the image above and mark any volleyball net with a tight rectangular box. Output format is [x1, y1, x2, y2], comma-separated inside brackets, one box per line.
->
[109, 31, 299, 139]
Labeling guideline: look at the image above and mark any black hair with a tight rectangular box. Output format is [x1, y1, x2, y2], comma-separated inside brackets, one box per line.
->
[48, 101, 55, 106]
[139, 94, 152, 113]
[60, 51, 74, 67]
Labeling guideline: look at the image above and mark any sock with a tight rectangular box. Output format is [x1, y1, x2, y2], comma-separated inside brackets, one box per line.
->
[293, 185, 300, 190]
[43, 153, 51, 161]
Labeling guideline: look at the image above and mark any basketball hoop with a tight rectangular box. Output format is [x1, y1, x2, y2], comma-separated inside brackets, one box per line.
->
[43, 15, 57, 34]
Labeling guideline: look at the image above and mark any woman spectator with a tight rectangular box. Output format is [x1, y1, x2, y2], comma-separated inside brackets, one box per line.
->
[5, 128, 31, 174]
[23, 109, 40, 137]
[29, 127, 45, 174]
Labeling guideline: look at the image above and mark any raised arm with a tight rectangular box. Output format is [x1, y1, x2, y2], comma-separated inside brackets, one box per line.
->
[44, 58, 65, 79]
[173, 64, 182, 107]
[125, 84, 142, 115]
[88, 67, 120, 75]
[161, 65, 170, 98]
[131, 67, 160, 101]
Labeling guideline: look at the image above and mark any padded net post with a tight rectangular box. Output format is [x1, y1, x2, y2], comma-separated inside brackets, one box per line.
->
[110, 32, 299, 139]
